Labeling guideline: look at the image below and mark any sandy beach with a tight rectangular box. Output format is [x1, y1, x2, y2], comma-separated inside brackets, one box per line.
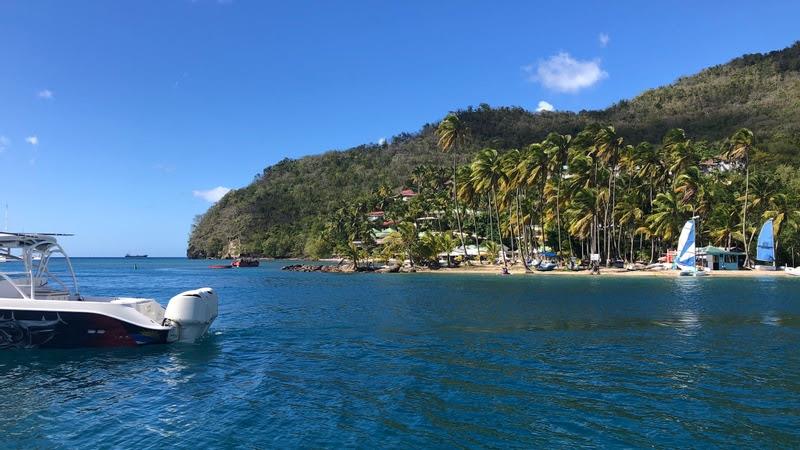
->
[416, 264, 795, 277]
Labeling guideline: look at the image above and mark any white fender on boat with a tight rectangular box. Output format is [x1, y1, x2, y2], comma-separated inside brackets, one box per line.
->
[164, 287, 219, 343]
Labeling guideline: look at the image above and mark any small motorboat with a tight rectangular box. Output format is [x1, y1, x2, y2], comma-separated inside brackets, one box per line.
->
[0, 232, 218, 349]
[232, 257, 259, 268]
[536, 262, 557, 272]
[209, 264, 233, 269]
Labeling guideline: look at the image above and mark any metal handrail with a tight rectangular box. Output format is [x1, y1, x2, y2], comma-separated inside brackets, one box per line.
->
[0, 239, 80, 300]
[0, 271, 32, 299]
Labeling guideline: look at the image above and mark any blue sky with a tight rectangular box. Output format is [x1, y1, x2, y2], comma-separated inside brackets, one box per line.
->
[1, 1, 798, 256]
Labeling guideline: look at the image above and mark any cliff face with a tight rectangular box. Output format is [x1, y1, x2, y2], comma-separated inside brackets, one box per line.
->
[188, 42, 800, 258]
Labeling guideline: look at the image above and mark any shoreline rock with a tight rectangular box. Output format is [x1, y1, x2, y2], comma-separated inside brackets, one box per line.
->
[281, 264, 348, 273]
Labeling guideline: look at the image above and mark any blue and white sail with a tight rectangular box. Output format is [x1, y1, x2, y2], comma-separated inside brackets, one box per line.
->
[676, 219, 696, 271]
[756, 219, 775, 263]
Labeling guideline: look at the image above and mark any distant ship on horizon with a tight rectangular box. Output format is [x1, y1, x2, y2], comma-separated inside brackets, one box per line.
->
[124, 253, 148, 258]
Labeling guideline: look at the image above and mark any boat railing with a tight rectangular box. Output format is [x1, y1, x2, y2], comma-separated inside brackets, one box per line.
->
[0, 271, 35, 299]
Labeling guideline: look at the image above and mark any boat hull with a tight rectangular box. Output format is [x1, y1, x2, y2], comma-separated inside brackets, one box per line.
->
[0, 308, 171, 349]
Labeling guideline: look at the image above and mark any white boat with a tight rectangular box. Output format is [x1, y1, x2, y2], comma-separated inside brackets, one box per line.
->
[676, 218, 709, 277]
[786, 267, 800, 276]
[0, 232, 218, 349]
[754, 219, 777, 271]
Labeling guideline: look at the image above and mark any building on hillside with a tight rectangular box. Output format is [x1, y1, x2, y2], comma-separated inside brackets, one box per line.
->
[699, 158, 733, 174]
[400, 189, 417, 201]
[367, 211, 385, 223]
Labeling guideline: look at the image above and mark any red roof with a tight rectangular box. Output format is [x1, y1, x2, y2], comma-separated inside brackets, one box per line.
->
[400, 189, 417, 197]
[382, 220, 397, 227]
[367, 211, 385, 217]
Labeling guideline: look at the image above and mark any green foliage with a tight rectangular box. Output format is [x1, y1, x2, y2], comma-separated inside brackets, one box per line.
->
[188, 42, 800, 262]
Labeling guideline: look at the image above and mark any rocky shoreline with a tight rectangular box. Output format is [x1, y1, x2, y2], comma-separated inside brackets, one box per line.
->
[281, 262, 413, 273]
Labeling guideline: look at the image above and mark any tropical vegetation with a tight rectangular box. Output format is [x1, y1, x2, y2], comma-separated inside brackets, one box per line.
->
[188, 42, 800, 264]
[322, 123, 800, 268]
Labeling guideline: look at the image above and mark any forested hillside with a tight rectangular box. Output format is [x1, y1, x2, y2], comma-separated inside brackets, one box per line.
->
[188, 42, 800, 259]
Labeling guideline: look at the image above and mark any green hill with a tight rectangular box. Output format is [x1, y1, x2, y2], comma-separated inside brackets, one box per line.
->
[187, 42, 800, 258]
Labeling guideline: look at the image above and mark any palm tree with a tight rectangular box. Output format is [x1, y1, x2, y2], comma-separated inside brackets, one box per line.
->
[594, 126, 624, 265]
[708, 204, 739, 248]
[725, 128, 756, 265]
[436, 113, 470, 262]
[471, 148, 508, 266]
[544, 132, 572, 259]
[517, 143, 549, 257]
[674, 165, 703, 211]
[615, 192, 644, 264]
[646, 192, 690, 249]
[500, 148, 528, 268]
[456, 164, 483, 263]
[395, 221, 419, 266]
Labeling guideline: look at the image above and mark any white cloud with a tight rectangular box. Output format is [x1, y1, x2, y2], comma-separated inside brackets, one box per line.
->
[193, 186, 231, 203]
[377, 137, 386, 146]
[37, 89, 54, 99]
[0, 136, 9, 153]
[536, 100, 555, 112]
[599, 33, 610, 48]
[525, 52, 608, 93]
[25, 136, 39, 146]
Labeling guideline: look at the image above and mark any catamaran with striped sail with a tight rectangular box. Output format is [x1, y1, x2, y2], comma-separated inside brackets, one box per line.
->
[755, 219, 776, 271]
[676, 217, 709, 277]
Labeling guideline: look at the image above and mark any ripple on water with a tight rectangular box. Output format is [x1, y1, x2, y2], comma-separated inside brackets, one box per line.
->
[2, 259, 800, 447]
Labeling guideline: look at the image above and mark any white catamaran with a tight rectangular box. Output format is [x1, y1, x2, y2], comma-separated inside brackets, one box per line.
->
[676, 217, 709, 277]
[0, 232, 218, 349]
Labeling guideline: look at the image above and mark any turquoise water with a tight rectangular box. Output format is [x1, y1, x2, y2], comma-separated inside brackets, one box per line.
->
[1, 258, 799, 447]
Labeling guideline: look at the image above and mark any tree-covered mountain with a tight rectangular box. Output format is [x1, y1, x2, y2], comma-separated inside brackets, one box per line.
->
[188, 42, 800, 259]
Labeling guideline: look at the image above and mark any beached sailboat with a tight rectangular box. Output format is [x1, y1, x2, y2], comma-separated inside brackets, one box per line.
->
[755, 219, 777, 271]
[676, 218, 708, 276]
[0, 232, 218, 349]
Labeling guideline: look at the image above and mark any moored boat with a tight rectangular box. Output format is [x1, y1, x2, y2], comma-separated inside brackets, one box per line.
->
[536, 262, 557, 272]
[754, 219, 777, 271]
[676, 218, 709, 277]
[232, 257, 259, 268]
[0, 232, 218, 349]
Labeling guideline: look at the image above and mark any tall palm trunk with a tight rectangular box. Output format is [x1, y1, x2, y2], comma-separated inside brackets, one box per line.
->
[492, 186, 507, 266]
[486, 194, 494, 246]
[452, 155, 469, 264]
[556, 174, 563, 259]
[742, 164, 750, 266]
[471, 204, 482, 264]
[516, 189, 531, 271]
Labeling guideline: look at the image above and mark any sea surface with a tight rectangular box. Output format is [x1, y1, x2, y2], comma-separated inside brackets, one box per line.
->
[1, 258, 799, 448]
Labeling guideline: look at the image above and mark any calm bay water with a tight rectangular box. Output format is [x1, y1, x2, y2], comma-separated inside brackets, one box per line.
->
[1, 258, 799, 447]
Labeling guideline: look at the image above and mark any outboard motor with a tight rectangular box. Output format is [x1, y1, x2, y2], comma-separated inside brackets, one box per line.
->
[164, 287, 219, 343]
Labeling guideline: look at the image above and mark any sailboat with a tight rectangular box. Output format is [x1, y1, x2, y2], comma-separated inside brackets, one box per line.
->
[755, 219, 776, 271]
[676, 217, 708, 276]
